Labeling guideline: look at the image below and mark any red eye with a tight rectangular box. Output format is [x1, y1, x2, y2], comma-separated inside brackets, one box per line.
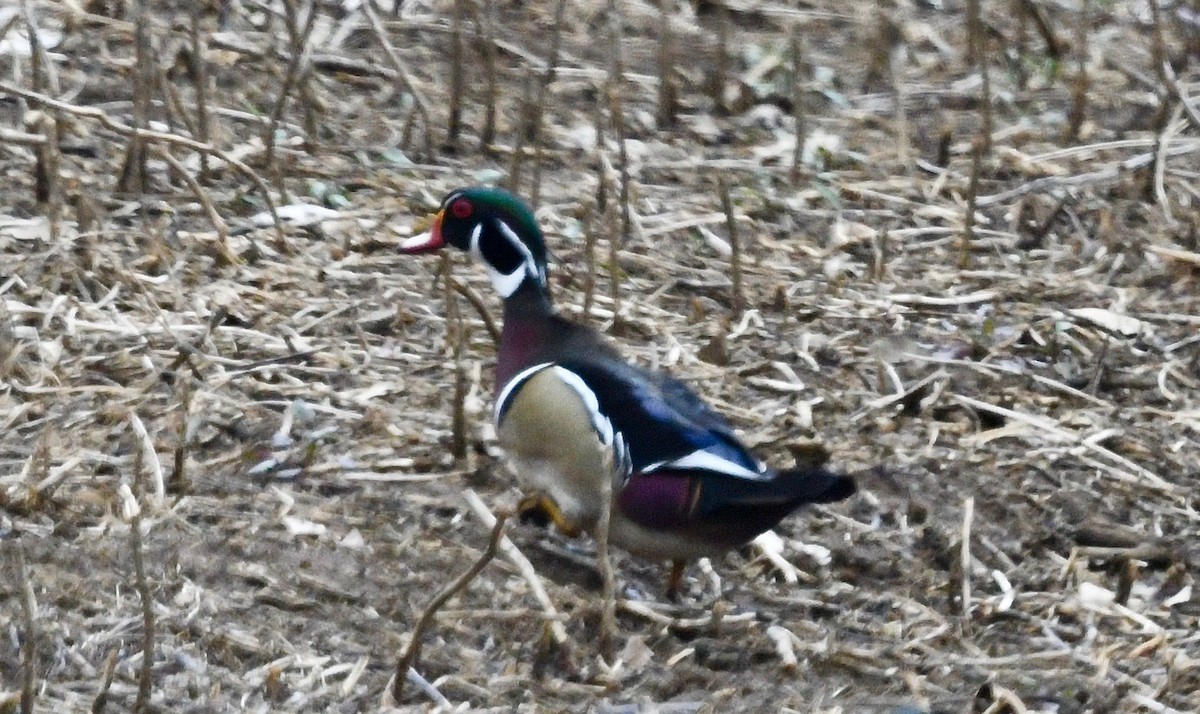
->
[450, 199, 473, 219]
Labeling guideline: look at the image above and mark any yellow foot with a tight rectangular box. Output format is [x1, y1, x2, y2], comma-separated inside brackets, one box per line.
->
[518, 494, 583, 537]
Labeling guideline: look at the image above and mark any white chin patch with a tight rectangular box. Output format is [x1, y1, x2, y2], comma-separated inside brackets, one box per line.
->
[489, 267, 527, 297]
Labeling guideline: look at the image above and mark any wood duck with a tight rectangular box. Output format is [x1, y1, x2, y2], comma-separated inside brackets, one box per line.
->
[403, 186, 855, 596]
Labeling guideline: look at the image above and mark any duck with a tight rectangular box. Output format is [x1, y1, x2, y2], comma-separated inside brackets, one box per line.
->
[402, 186, 855, 597]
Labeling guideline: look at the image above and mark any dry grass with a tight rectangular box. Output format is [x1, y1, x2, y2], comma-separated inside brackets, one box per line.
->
[1, 1, 1199, 712]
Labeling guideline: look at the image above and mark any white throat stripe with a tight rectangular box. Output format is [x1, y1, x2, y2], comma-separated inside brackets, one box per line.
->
[490, 267, 527, 298]
[495, 362, 555, 424]
[494, 363, 617, 450]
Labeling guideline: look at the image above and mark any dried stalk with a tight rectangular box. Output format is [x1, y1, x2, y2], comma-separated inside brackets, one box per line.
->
[128, 412, 166, 506]
[151, 48, 198, 138]
[959, 137, 984, 268]
[0, 127, 46, 145]
[445, 255, 468, 461]
[606, 0, 632, 244]
[718, 178, 744, 318]
[392, 515, 506, 703]
[9, 541, 37, 714]
[440, 254, 458, 355]
[0, 80, 289, 250]
[1144, 0, 1198, 209]
[966, 0, 993, 153]
[447, 0, 466, 144]
[789, 25, 807, 185]
[361, 0, 435, 158]
[1016, 0, 1062, 59]
[656, 0, 676, 129]
[264, 0, 320, 197]
[128, 444, 155, 712]
[582, 196, 597, 317]
[116, 0, 152, 193]
[189, 2, 212, 178]
[29, 430, 52, 500]
[507, 71, 538, 194]
[619, 599, 757, 630]
[21, 0, 55, 95]
[601, 161, 622, 318]
[710, 0, 730, 111]
[33, 112, 61, 241]
[450, 277, 501, 346]
[872, 228, 890, 282]
[170, 378, 192, 493]
[1064, 0, 1090, 142]
[1147, 0, 1168, 88]
[475, 0, 498, 148]
[154, 145, 230, 244]
[0, 12, 22, 63]
[1116, 558, 1138, 606]
[1159, 57, 1200, 133]
[22, 0, 58, 214]
[767, 625, 800, 671]
[951, 392, 1174, 491]
[91, 649, 118, 713]
[959, 496, 974, 616]
[595, 446, 618, 660]
[529, 0, 570, 208]
[0, 297, 16, 381]
[885, 7, 910, 170]
[462, 489, 569, 646]
[451, 325, 470, 461]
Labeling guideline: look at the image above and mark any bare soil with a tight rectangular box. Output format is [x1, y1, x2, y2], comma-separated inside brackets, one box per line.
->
[2, 1, 1199, 712]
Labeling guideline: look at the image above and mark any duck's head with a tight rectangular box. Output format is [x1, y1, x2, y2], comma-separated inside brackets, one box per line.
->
[402, 186, 548, 298]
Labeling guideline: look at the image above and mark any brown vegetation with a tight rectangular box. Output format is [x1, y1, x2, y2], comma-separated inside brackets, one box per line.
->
[1, 0, 1199, 711]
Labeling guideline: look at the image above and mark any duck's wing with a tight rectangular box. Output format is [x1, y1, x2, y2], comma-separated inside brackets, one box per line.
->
[541, 358, 768, 481]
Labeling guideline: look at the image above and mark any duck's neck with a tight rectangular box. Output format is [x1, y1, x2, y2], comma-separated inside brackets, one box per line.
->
[496, 278, 555, 392]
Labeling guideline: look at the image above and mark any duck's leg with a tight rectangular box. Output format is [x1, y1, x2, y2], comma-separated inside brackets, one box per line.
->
[666, 560, 686, 601]
[517, 494, 583, 537]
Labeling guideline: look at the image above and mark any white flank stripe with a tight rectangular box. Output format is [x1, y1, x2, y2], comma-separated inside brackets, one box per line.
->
[647, 450, 769, 480]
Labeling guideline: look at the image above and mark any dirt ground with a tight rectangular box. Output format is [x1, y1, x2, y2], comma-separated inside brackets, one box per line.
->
[2, 0, 1199, 712]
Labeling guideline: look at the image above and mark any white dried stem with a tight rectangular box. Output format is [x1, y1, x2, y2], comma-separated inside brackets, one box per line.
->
[128, 412, 165, 506]
[462, 489, 569, 646]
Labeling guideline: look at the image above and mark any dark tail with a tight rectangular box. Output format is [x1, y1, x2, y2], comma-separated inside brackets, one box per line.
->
[714, 466, 856, 508]
[776, 466, 856, 505]
[696, 467, 856, 547]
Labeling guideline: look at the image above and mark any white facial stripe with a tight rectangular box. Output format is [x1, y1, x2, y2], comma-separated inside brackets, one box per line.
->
[495, 361, 555, 425]
[645, 449, 769, 480]
[473, 219, 543, 297]
[495, 219, 542, 284]
[468, 222, 484, 255]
